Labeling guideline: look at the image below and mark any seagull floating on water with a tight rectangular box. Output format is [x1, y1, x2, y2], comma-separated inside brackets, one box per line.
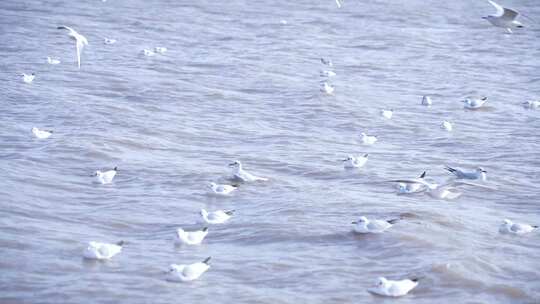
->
[104, 38, 116, 45]
[47, 57, 61, 65]
[83, 241, 124, 260]
[22, 73, 35, 84]
[167, 257, 211, 282]
[381, 109, 393, 119]
[522, 100, 540, 109]
[441, 121, 453, 132]
[421, 95, 432, 106]
[154, 47, 167, 54]
[209, 182, 237, 196]
[499, 219, 538, 235]
[321, 82, 335, 95]
[57, 26, 88, 69]
[369, 277, 419, 297]
[229, 160, 268, 182]
[343, 154, 368, 169]
[32, 127, 53, 139]
[175, 227, 209, 245]
[93, 167, 118, 184]
[396, 171, 427, 194]
[352, 216, 400, 234]
[483, 0, 524, 34]
[445, 166, 487, 181]
[462, 97, 488, 109]
[200, 209, 234, 224]
[361, 133, 377, 145]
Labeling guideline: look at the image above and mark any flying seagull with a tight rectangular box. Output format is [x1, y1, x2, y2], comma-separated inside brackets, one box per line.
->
[483, 0, 524, 33]
[57, 26, 88, 69]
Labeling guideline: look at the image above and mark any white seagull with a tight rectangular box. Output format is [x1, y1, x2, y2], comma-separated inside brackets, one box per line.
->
[104, 38, 117, 45]
[499, 219, 538, 235]
[175, 227, 209, 245]
[441, 121, 453, 132]
[47, 57, 61, 65]
[522, 100, 540, 109]
[167, 257, 211, 282]
[462, 96, 488, 109]
[200, 209, 234, 224]
[57, 26, 88, 69]
[83, 241, 124, 260]
[142, 49, 156, 56]
[22, 73, 35, 84]
[389, 175, 494, 200]
[445, 166, 487, 181]
[421, 95, 432, 106]
[92, 167, 118, 184]
[229, 160, 268, 182]
[395, 171, 427, 194]
[380, 109, 393, 119]
[361, 133, 378, 145]
[335, 0, 343, 8]
[343, 154, 368, 169]
[321, 82, 335, 95]
[32, 127, 53, 139]
[209, 182, 237, 195]
[483, 0, 524, 33]
[352, 216, 400, 234]
[154, 47, 167, 54]
[369, 277, 419, 297]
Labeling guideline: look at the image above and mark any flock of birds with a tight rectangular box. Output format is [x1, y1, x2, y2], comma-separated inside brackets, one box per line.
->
[20, 0, 539, 298]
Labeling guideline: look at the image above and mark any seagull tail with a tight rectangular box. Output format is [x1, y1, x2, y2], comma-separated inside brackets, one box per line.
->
[419, 171, 426, 178]
[202, 227, 209, 232]
[445, 166, 456, 173]
[387, 218, 401, 225]
[225, 210, 235, 215]
[533, 225, 539, 229]
[203, 256, 211, 264]
[116, 240, 125, 246]
[410, 275, 425, 282]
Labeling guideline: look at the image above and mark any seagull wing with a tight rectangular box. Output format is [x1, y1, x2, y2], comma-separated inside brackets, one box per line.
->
[488, 0, 505, 17]
[76, 39, 84, 69]
[335, 0, 342, 8]
[57, 25, 76, 35]
[501, 7, 519, 21]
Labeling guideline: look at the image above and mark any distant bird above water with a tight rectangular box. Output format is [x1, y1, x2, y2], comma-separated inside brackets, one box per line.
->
[57, 26, 88, 69]
[483, 0, 524, 34]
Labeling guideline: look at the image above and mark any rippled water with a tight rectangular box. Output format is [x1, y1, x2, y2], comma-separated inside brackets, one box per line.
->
[1, 0, 540, 303]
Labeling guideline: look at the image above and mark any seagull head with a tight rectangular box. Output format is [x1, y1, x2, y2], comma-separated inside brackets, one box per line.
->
[228, 160, 241, 168]
[502, 219, 512, 225]
[343, 155, 354, 162]
[352, 216, 368, 224]
[376, 277, 387, 286]
[476, 167, 487, 173]
[200, 209, 208, 217]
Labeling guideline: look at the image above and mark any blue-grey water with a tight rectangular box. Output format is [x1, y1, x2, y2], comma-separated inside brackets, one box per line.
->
[1, 0, 540, 303]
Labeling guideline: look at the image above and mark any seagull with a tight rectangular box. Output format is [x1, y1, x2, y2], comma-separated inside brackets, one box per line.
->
[360, 133, 377, 145]
[321, 82, 335, 95]
[389, 175, 494, 200]
[483, 0, 524, 34]
[104, 38, 116, 45]
[320, 70, 336, 77]
[92, 167, 118, 184]
[395, 171, 427, 194]
[352, 216, 400, 234]
[380, 109, 393, 119]
[175, 227, 209, 245]
[83, 241, 124, 260]
[445, 166, 487, 181]
[47, 57, 61, 65]
[166, 257, 211, 282]
[142, 49, 156, 56]
[22, 73, 35, 84]
[522, 100, 540, 109]
[154, 47, 167, 54]
[421, 95, 432, 106]
[369, 277, 419, 297]
[499, 219, 538, 235]
[57, 26, 88, 69]
[209, 182, 237, 196]
[32, 127, 53, 139]
[462, 96, 488, 109]
[343, 154, 368, 169]
[441, 121, 453, 131]
[200, 209, 234, 224]
[320, 58, 333, 67]
[229, 160, 268, 182]
[335, 0, 343, 8]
